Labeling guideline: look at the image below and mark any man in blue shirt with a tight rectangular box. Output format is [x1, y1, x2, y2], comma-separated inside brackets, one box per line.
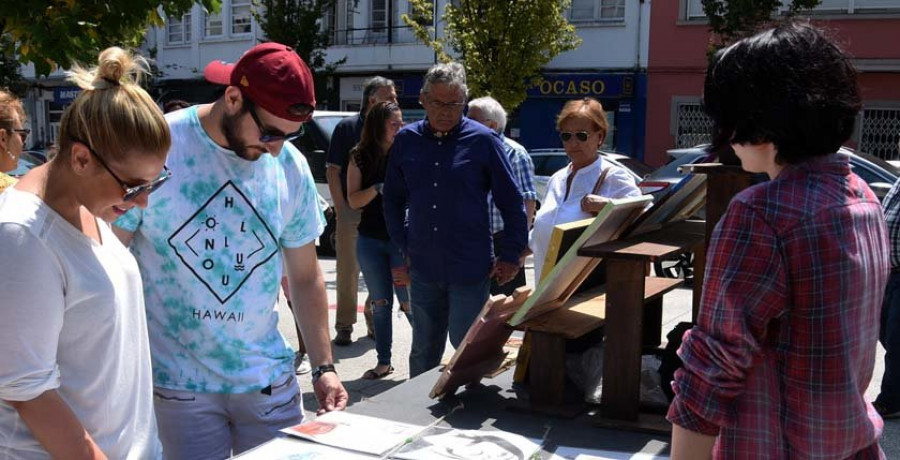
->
[383, 62, 527, 377]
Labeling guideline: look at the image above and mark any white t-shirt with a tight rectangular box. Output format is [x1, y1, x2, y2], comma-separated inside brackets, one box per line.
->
[0, 188, 162, 459]
[115, 106, 324, 394]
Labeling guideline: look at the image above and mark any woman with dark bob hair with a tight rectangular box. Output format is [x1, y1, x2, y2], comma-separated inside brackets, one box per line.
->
[667, 23, 889, 458]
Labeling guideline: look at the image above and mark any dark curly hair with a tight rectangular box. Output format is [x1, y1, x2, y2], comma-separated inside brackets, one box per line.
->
[704, 22, 861, 164]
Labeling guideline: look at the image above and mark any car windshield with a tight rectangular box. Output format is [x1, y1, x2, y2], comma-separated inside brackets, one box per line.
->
[313, 116, 346, 144]
[850, 150, 900, 177]
[644, 152, 708, 180]
[534, 155, 571, 176]
[618, 158, 654, 178]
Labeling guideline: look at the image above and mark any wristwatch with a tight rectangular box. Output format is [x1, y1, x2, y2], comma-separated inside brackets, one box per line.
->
[311, 364, 337, 384]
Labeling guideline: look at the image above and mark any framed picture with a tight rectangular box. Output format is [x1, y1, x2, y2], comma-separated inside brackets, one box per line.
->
[509, 195, 652, 326]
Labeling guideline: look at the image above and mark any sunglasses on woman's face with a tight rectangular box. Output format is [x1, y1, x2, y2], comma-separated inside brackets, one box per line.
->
[72, 138, 172, 202]
[559, 131, 594, 143]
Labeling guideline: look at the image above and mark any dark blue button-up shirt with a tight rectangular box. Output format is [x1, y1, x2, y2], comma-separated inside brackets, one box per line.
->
[383, 117, 527, 284]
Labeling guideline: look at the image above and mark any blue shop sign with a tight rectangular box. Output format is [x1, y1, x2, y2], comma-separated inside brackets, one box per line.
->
[527, 74, 633, 99]
[53, 87, 81, 105]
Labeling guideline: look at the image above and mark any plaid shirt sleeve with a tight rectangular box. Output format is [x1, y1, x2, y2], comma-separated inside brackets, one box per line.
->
[667, 199, 789, 435]
[489, 141, 536, 234]
[510, 146, 537, 202]
[882, 178, 900, 269]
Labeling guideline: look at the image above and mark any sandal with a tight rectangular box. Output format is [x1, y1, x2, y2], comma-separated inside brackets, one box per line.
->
[361, 366, 394, 380]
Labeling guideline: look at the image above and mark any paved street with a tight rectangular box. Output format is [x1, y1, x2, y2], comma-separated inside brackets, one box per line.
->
[277, 255, 900, 455]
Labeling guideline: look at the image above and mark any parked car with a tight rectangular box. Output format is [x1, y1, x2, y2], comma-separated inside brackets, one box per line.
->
[641, 144, 899, 202]
[637, 147, 716, 200]
[649, 144, 900, 281]
[529, 148, 653, 206]
[290, 110, 356, 256]
[8, 150, 48, 177]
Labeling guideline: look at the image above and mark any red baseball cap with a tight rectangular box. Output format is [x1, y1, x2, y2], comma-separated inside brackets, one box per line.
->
[204, 42, 315, 122]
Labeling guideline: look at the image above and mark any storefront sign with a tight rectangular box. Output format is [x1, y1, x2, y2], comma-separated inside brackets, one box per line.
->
[53, 87, 81, 105]
[527, 74, 633, 99]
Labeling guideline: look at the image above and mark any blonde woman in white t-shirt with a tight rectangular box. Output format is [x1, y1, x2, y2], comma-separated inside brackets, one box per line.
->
[0, 47, 170, 459]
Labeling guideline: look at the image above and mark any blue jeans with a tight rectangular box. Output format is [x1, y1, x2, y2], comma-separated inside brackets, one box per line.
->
[877, 272, 900, 410]
[408, 271, 490, 377]
[356, 235, 410, 366]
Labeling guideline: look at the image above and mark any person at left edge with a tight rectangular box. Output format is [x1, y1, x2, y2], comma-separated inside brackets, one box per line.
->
[113, 42, 348, 459]
[1, 46, 167, 459]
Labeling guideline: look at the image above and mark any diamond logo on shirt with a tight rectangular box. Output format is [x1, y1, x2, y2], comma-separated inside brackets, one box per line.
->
[168, 181, 278, 304]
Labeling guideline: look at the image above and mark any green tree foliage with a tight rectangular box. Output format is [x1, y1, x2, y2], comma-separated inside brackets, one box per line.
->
[0, 35, 27, 97]
[0, 1, 220, 76]
[701, 0, 822, 46]
[254, 0, 348, 107]
[404, 0, 581, 111]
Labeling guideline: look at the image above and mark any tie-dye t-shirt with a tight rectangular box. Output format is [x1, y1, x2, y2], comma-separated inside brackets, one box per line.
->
[116, 106, 324, 393]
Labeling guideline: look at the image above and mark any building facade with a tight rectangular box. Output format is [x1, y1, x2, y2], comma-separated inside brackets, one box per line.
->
[322, 0, 650, 157]
[21, 0, 651, 159]
[646, 0, 900, 166]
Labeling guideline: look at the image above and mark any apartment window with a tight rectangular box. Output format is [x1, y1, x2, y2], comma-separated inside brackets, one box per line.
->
[859, 107, 900, 160]
[167, 13, 193, 45]
[570, 0, 626, 22]
[232, 0, 253, 35]
[811, 0, 900, 12]
[321, 3, 336, 43]
[371, 0, 388, 30]
[685, 0, 706, 19]
[365, 0, 388, 44]
[204, 10, 223, 38]
[673, 100, 712, 148]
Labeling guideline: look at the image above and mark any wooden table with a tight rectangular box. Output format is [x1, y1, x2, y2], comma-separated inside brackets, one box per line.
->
[577, 219, 707, 424]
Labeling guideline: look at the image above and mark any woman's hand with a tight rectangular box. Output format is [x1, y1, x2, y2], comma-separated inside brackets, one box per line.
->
[391, 266, 410, 287]
[580, 194, 609, 215]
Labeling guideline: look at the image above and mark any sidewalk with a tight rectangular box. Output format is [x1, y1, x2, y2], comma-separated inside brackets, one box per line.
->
[278, 256, 900, 455]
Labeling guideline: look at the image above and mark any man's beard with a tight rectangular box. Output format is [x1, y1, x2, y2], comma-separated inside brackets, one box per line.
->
[221, 112, 265, 161]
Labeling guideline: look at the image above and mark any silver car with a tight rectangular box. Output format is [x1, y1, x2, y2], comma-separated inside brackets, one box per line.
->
[529, 148, 654, 207]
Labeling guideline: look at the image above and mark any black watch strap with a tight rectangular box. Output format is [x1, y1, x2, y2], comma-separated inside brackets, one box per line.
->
[311, 364, 336, 384]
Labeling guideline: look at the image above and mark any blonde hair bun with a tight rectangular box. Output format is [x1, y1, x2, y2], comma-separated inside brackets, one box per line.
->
[68, 46, 150, 90]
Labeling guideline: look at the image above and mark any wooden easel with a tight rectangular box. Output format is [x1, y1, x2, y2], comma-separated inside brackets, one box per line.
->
[513, 164, 758, 431]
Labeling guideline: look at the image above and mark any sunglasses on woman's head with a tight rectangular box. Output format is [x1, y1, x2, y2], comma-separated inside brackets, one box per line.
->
[559, 131, 594, 143]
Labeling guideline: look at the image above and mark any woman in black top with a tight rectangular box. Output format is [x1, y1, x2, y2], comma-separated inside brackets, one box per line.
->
[346, 101, 410, 379]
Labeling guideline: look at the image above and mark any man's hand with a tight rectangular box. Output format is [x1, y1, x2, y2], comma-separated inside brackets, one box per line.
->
[491, 260, 520, 286]
[580, 193, 609, 215]
[313, 373, 348, 416]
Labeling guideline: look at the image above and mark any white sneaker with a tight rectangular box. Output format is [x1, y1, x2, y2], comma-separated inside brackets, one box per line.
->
[295, 353, 311, 375]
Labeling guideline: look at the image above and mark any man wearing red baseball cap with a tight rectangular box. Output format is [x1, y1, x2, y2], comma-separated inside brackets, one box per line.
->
[114, 42, 348, 458]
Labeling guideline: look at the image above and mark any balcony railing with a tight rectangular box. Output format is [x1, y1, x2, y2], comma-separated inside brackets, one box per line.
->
[329, 24, 429, 46]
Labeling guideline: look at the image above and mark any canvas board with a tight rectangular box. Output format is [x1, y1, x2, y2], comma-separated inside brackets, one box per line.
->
[281, 411, 420, 456]
[430, 287, 530, 399]
[539, 218, 610, 295]
[623, 174, 707, 237]
[233, 437, 375, 459]
[509, 195, 652, 327]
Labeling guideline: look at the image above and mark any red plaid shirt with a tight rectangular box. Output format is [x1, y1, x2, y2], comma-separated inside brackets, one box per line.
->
[667, 155, 889, 459]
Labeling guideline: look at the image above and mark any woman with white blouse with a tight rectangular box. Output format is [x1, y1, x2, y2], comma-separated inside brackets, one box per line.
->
[530, 97, 642, 281]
